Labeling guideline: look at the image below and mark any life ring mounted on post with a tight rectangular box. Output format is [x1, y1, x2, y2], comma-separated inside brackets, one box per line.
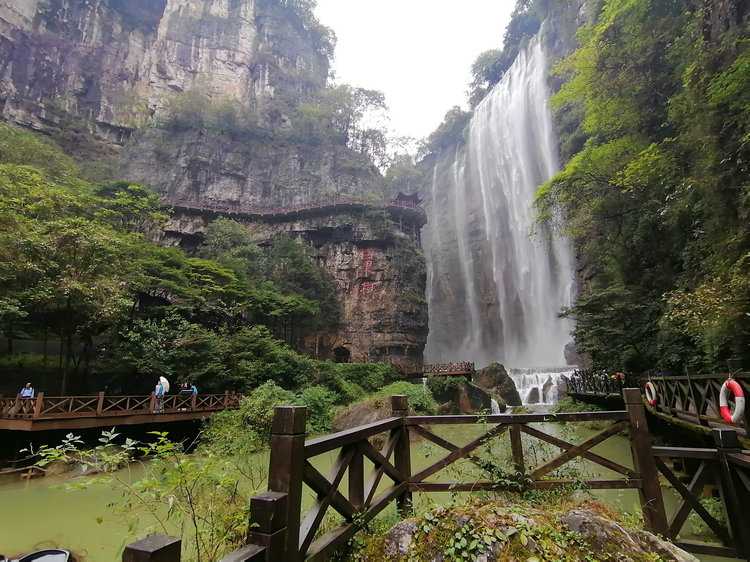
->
[644, 381, 658, 406]
[720, 379, 745, 424]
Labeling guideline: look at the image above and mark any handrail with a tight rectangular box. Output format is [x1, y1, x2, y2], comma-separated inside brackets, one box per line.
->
[646, 367, 749, 430]
[0, 392, 243, 420]
[422, 362, 475, 374]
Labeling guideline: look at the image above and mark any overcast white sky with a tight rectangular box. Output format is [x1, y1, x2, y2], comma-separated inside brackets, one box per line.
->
[314, 1, 516, 142]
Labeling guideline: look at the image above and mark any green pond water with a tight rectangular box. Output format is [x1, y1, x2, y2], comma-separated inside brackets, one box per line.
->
[0, 421, 733, 561]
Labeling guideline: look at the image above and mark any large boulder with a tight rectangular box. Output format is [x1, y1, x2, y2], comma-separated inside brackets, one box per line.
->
[473, 363, 522, 406]
[361, 500, 698, 561]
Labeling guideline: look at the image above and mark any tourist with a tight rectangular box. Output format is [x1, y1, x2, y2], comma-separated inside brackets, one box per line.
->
[19, 382, 34, 398]
[189, 382, 198, 394]
[154, 378, 165, 412]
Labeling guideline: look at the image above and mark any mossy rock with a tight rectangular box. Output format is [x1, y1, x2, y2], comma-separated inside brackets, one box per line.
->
[355, 499, 697, 561]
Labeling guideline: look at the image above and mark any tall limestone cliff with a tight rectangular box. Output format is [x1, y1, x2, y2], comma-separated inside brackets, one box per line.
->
[0, 0, 427, 370]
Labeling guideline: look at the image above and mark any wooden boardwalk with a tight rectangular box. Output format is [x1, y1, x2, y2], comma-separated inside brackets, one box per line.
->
[0, 392, 243, 431]
[419, 362, 475, 377]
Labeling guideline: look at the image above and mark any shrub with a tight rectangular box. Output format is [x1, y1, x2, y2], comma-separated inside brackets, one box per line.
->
[330, 362, 402, 393]
[299, 385, 339, 434]
[376, 381, 436, 415]
[427, 376, 466, 402]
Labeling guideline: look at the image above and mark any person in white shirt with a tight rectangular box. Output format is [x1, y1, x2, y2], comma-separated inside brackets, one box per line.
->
[20, 382, 34, 398]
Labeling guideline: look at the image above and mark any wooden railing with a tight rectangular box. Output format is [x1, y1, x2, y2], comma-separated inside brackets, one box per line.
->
[0, 391, 242, 420]
[422, 362, 475, 375]
[126, 389, 750, 561]
[568, 369, 634, 395]
[645, 360, 748, 430]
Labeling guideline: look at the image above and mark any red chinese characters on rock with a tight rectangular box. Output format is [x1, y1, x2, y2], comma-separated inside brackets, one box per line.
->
[359, 248, 376, 294]
[361, 248, 374, 277]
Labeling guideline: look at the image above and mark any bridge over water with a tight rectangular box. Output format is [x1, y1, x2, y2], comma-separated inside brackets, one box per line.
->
[0, 392, 242, 431]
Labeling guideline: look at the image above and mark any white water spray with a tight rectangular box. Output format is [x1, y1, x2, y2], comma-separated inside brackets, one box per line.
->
[424, 35, 575, 374]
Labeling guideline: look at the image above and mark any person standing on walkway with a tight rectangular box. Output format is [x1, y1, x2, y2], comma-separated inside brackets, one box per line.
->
[19, 382, 34, 398]
[154, 378, 164, 412]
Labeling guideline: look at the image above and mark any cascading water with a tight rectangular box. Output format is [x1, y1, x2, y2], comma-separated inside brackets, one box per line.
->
[423, 35, 575, 399]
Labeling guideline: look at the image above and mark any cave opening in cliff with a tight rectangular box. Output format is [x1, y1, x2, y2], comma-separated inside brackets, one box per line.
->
[334, 347, 351, 363]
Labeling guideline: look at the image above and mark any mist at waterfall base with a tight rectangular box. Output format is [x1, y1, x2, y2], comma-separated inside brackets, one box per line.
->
[423, 35, 575, 403]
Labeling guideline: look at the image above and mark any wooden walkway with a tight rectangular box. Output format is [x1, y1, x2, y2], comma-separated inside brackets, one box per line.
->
[568, 364, 750, 442]
[419, 362, 475, 377]
[0, 392, 242, 431]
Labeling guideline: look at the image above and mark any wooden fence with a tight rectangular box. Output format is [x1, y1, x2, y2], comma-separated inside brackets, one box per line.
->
[644, 360, 748, 431]
[124, 388, 750, 561]
[0, 392, 242, 421]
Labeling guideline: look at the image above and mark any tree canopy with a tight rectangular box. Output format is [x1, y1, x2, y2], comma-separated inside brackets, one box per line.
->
[536, 0, 750, 372]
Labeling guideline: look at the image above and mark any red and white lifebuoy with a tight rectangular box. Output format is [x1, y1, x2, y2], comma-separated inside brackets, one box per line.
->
[720, 380, 745, 424]
[644, 381, 659, 406]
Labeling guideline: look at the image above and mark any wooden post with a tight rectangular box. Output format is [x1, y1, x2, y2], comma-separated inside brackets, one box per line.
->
[391, 395, 412, 517]
[510, 424, 525, 474]
[712, 428, 750, 559]
[32, 392, 44, 419]
[123, 535, 181, 562]
[623, 388, 668, 536]
[349, 444, 365, 511]
[224, 390, 230, 408]
[245, 491, 288, 561]
[190, 391, 197, 410]
[149, 392, 156, 413]
[96, 391, 105, 416]
[267, 406, 306, 561]
[12, 393, 21, 417]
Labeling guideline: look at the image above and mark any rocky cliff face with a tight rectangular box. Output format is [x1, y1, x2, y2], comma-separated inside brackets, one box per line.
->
[0, 0, 381, 204]
[0, 0, 426, 369]
[0, 0, 322, 135]
[166, 206, 428, 371]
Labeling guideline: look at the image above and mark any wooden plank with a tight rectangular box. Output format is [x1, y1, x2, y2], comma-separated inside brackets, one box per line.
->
[673, 540, 737, 558]
[406, 411, 628, 425]
[656, 459, 726, 542]
[652, 447, 718, 459]
[301, 461, 356, 520]
[304, 418, 402, 457]
[363, 431, 399, 506]
[410, 479, 642, 492]
[528, 421, 629, 480]
[510, 425, 524, 473]
[304, 482, 407, 561]
[727, 452, 750, 469]
[359, 439, 404, 486]
[349, 444, 364, 511]
[409, 423, 460, 453]
[410, 424, 508, 484]
[521, 424, 638, 478]
[299, 447, 356, 556]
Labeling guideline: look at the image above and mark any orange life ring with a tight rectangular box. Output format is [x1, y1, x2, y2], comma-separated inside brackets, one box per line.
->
[644, 381, 658, 406]
[720, 380, 745, 424]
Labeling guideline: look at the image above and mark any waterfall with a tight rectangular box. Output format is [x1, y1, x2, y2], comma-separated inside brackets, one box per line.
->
[423, 35, 575, 373]
[490, 398, 501, 415]
[508, 367, 576, 405]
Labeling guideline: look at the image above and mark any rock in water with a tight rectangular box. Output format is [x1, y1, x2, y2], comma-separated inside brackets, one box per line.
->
[473, 363, 522, 406]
